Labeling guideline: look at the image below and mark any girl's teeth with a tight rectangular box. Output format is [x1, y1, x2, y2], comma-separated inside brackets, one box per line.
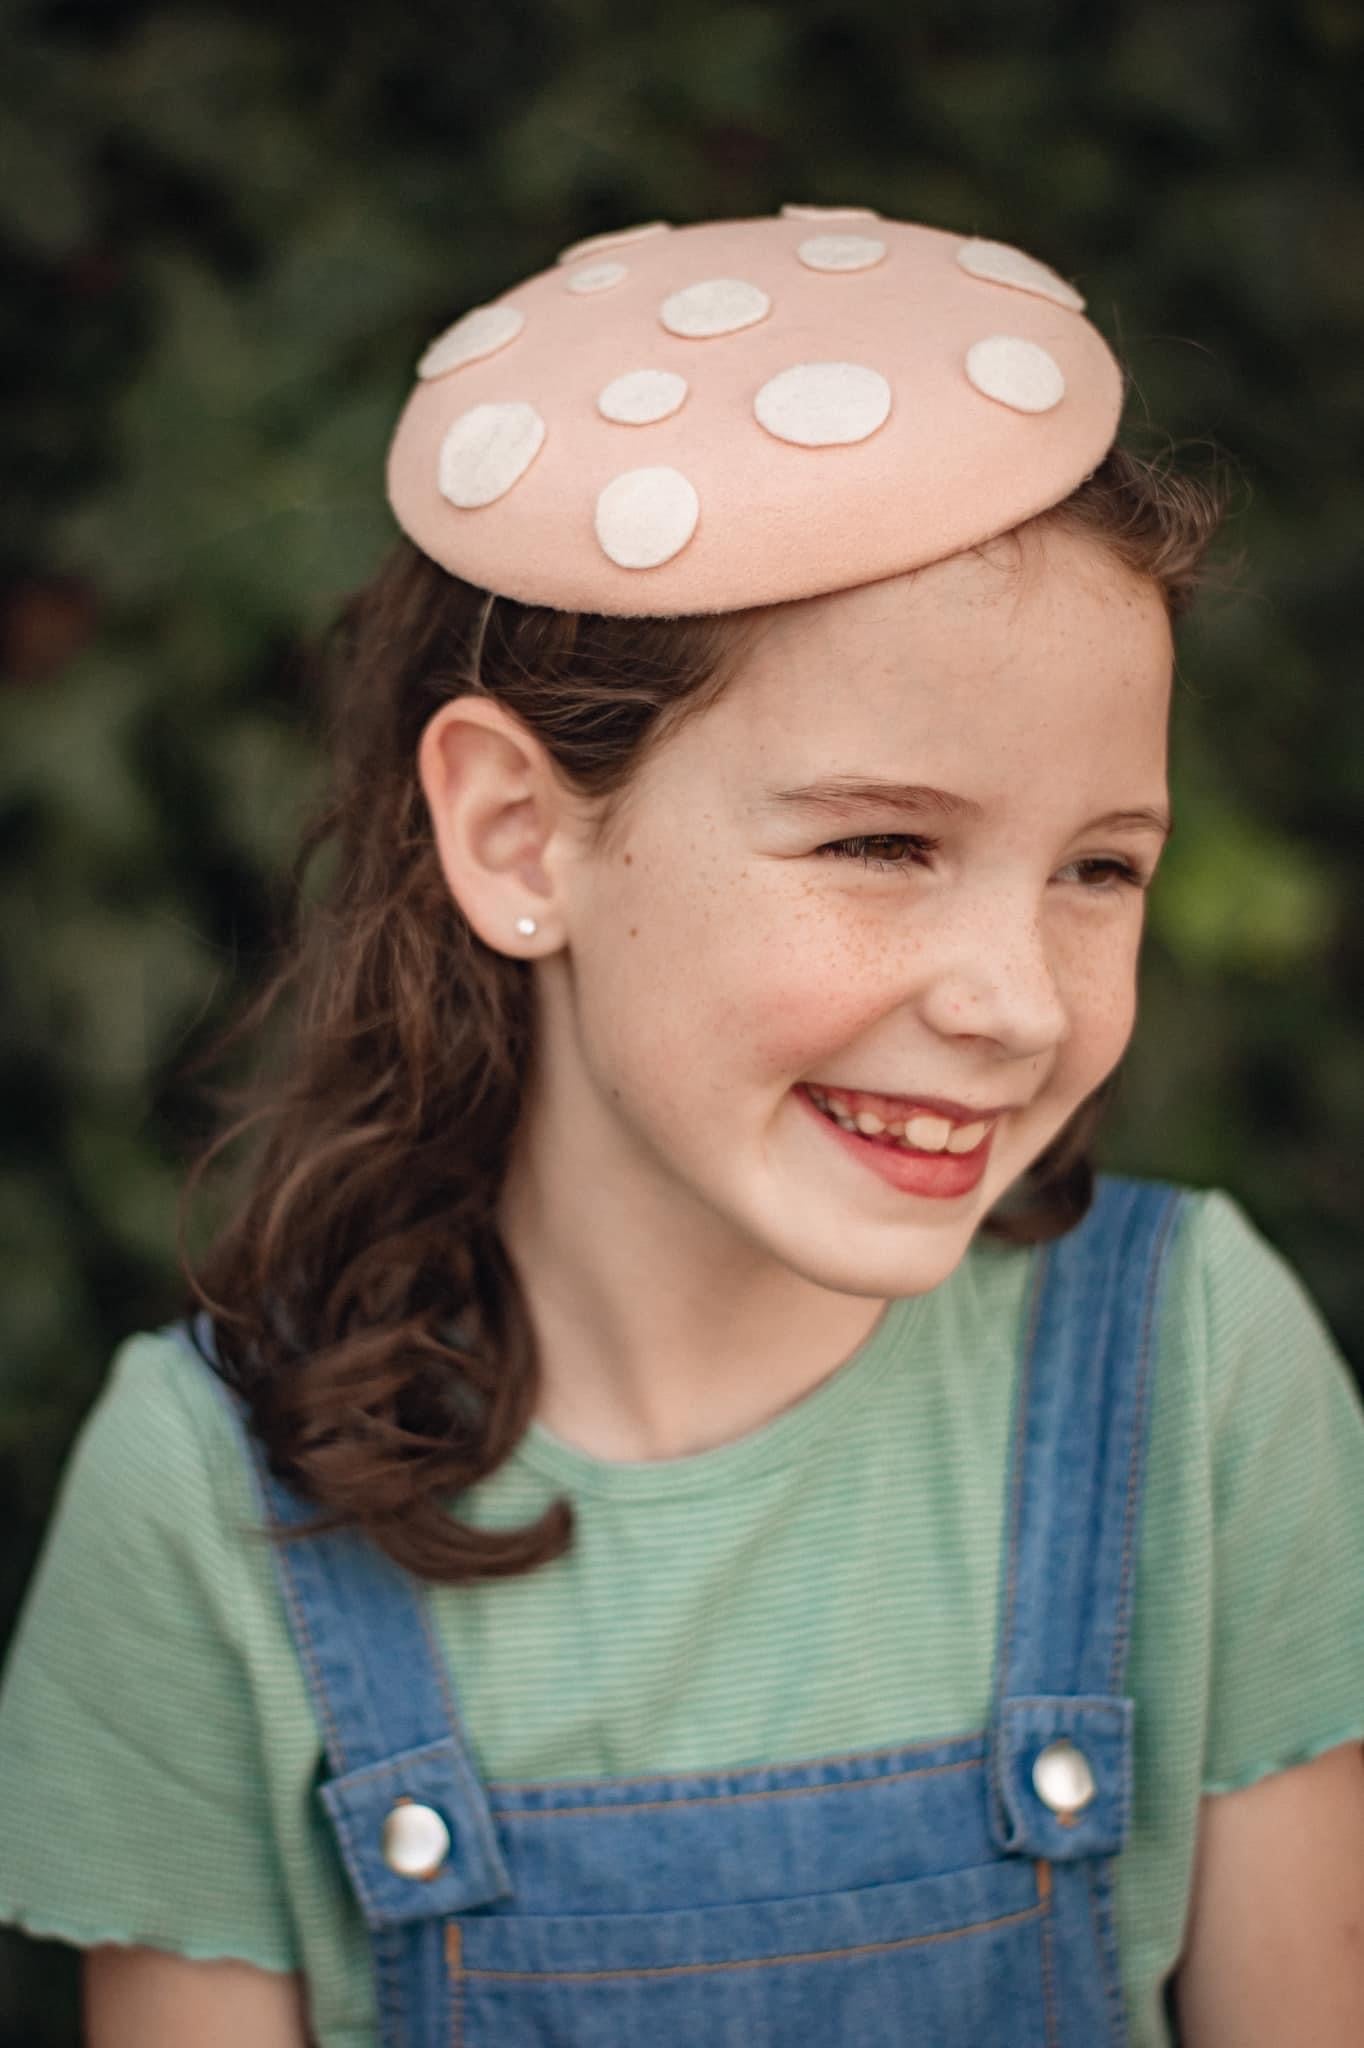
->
[904, 1115, 953, 1151]
[808, 1089, 993, 1156]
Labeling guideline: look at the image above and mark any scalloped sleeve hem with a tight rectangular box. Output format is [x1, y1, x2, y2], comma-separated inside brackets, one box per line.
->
[1200, 1719, 1364, 1798]
[0, 1899, 300, 1972]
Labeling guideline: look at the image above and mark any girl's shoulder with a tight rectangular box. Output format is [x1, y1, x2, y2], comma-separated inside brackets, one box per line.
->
[1131, 1174, 1356, 1419]
[48, 1321, 250, 1551]
[0, 1329, 301, 1968]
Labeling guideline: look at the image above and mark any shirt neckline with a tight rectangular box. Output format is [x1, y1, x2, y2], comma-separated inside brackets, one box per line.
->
[513, 1291, 930, 1500]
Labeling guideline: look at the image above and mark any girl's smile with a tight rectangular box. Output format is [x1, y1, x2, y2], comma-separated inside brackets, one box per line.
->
[793, 1080, 1000, 1199]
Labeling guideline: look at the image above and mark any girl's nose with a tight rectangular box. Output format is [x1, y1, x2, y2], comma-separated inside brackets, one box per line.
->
[916, 904, 1070, 1059]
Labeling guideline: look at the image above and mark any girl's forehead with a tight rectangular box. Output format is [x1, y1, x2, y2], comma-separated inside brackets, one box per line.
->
[730, 531, 1171, 712]
[632, 538, 1173, 820]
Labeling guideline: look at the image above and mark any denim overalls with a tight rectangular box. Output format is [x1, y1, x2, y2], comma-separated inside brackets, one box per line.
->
[171, 1171, 1189, 2047]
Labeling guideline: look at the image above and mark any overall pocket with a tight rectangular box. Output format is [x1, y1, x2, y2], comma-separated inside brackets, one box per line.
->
[447, 1856, 1056, 2047]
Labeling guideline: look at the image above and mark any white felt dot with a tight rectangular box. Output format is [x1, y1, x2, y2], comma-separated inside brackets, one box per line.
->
[417, 303, 525, 379]
[660, 278, 770, 338]
[796, 234, 887, 273]
[595, 467, 700, 568]
[565, 260, 628, 295]
[965, 335, 1066, 414]
[780, 204, 881, 221]
[597, 369, 689, 425]
[955, 238, 1085, 312]
[556, 221, 670, 266]
[754, 362, 892, 446]
[437, 402, 546, 508]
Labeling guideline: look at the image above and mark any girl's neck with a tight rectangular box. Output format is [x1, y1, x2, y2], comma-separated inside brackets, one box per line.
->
[497, 1135, 890, 1466]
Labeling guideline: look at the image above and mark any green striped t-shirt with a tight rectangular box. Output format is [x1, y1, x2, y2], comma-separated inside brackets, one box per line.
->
[1, 1181, 1362, 2046]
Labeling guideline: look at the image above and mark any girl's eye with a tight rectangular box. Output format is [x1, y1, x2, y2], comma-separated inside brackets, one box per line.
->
[1059, 856, 1149, 892]
[817, 835, 1150, 893]
[818, 833, 938, 873]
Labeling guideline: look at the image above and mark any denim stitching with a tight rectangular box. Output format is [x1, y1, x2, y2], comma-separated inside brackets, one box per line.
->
[1036, 1860, 1059, 2047]
[458, 1895, 1048, 1981]
[330, 1745, 458, 1793]
[240, 1431, 350, 1770]
[1106, 1190, 1185, 1698]
[1005, 1696, 1125, 1716]
[445, 1922, 464, 2048]
[324, 1789, 384, 1933]
[1086, 1859, 1128, 2046]
[988, 1241, 1049, 1832]
[372, 1923, 410, 2048]
[492, 1753, 983, 1821]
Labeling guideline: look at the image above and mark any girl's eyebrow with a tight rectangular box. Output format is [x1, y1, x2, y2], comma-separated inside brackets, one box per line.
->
[762, 778, 1174, 842]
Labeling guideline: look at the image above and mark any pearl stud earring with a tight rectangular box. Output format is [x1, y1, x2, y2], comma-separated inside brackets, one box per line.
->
[515, 916, 538, 937]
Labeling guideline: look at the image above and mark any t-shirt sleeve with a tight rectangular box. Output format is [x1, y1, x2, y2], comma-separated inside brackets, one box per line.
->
[1195, 1189, 1364, 1795]
[0, 1331, 300, 1970]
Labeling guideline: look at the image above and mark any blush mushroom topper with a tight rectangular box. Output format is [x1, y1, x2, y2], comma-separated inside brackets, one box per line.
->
[385, 206, 1124, 618]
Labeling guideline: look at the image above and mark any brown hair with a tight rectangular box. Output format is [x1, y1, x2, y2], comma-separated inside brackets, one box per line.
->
[177, 438, 1231, 1585]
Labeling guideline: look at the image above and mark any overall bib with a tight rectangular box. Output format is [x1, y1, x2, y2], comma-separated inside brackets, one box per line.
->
[172, 1172, 1190, 2047]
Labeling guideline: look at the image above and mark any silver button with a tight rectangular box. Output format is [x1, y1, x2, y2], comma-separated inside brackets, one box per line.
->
[381, 1798, 451, 1880]
[1032, 1739, 1097, 1817]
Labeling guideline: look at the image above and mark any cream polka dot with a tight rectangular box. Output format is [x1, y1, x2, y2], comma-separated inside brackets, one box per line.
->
[437, 402, 546, 508]
[595, 467, 699, 568]
[955, 238, 1085, 313]
[556, 221, 670, 266]
[754, 362, 892, 446]
[965, 336, 1066, 414]
[597, 369, 689, 425]
[565, 260, 628, 295]
[417, 303, 525, 379]
[780, 204, 881, 221]
[796, 234, 887, 273]
[660, 278, 770, 338]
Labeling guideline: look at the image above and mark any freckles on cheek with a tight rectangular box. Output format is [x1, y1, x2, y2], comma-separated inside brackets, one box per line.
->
[744, 964, 896, 1079]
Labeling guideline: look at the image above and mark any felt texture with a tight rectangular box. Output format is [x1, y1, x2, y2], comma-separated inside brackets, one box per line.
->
[753, 361, 892, 446]
[955, 237, 1085, 312]
[796, 233, 887, 272]
[780, 203, 881, 221]
[660, 276, 772, 338]
[594, 466, 700, 568]
[965, 335, 1067, 414]
[565, 260, 628, 296]
[387, 210, 1122, 616]
[597, 369, 689, 425]
[437, 402, 546, 508]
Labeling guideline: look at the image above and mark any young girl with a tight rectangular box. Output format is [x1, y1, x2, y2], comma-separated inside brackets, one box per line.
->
[1, 207, 1361, 2048]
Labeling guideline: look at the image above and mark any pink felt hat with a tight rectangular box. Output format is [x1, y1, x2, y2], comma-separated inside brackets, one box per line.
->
[385, 206, 1124, 618]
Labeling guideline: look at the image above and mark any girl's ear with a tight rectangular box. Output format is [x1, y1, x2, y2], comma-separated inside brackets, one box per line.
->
[417, 695, 577, 955]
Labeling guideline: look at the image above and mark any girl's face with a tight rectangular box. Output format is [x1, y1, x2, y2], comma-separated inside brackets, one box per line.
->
[537, 520, 1174, 1300]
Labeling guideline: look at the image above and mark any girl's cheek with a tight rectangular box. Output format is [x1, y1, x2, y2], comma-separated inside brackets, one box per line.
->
[736, 948, 912, 1080]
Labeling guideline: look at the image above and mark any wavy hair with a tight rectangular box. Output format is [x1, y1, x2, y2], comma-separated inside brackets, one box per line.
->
[178, 437, 1232, 1584]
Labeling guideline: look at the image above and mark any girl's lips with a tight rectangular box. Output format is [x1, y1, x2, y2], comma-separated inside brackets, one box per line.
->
[795, 1084, 996, 1199]
[806, 1083, 1012, 1124]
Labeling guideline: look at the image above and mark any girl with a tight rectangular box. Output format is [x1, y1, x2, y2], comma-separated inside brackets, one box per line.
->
[1, 208, 1362, 2048]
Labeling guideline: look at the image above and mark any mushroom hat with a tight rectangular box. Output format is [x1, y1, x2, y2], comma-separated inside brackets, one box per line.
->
[386, 205, 1124, 618]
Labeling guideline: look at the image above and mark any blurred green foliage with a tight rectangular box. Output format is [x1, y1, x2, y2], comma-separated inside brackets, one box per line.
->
[1, 0, 1361, 2037]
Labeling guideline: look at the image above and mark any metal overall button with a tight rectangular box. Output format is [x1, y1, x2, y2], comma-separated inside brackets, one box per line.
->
[1032, 1739, 1097, 1823]
[381, 1796, 451, 1880]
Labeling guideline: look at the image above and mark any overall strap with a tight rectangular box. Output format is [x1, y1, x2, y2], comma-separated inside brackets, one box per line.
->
[166, 1311, 512, 2048]
[986, 1174, 1191, 1864]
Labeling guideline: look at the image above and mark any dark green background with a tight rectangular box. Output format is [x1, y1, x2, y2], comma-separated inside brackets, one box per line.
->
[1, 2, 1361, 2039]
